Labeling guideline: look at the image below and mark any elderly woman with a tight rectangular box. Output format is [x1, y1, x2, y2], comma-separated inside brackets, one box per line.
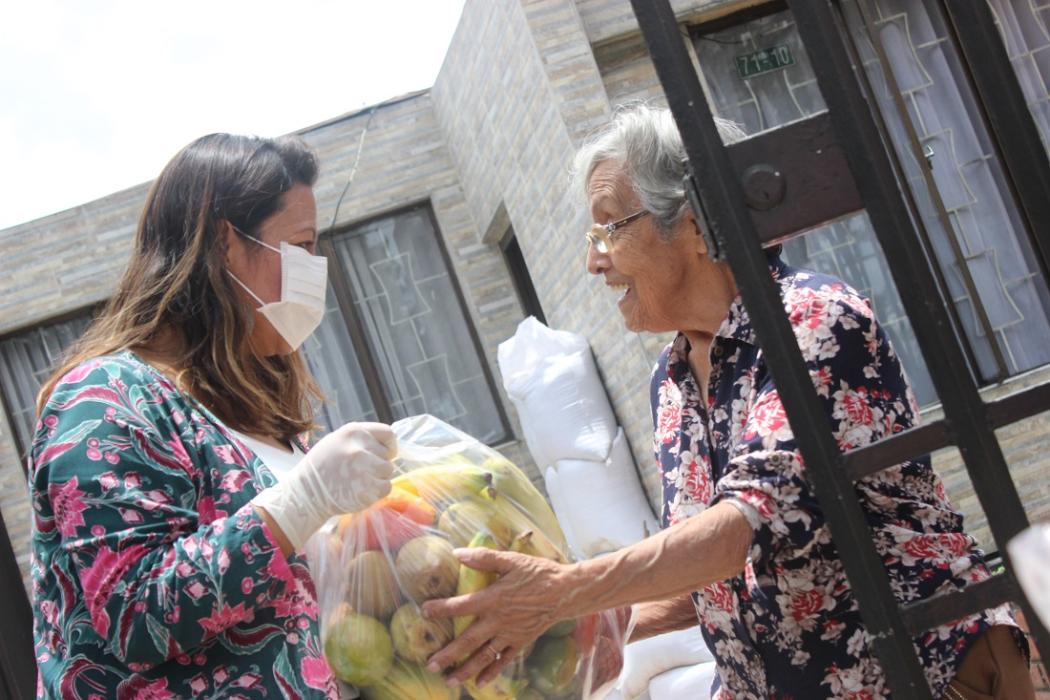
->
[423, 105, 1033, 699]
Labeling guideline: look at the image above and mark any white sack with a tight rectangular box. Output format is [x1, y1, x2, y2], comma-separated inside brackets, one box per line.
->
[497, 317, 618, 468]
[1007, 523, 1050, 628]
[546, 429, 659, 558]
[647, 661, 718, 700]
[615, 626, 715, 700]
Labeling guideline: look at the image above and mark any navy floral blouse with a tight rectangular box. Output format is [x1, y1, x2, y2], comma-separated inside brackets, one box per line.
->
[650, 258, 1020, 699]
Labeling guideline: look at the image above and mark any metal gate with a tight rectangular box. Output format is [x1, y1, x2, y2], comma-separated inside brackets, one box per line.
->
[629, 0, 1050, 697]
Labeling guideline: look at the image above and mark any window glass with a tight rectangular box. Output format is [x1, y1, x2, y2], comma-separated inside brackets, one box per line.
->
[328, 205, 508, 444]
[840, 0, 1050, 381]
[299, 283, 378, 431]
[693, 11, 936, 405]
[989, 0, 1050, 152]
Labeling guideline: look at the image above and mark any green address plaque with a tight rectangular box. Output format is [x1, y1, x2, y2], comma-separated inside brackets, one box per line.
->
[736, 44, 795, 79]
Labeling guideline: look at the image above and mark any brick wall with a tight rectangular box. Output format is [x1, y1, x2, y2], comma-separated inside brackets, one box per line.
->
[302, 92, 539, 475]
[0, 184, 147, 591]
[0, 91, 539, 591]
[926, 366, 1050, 554]
[567, 0, 1050, 551]
[2, 0, 1049, 606]
[432, 0, 677, 508]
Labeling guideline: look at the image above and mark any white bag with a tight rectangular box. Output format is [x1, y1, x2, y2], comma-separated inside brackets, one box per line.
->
[546, 429, 659, 558]
[616, 627, 715, 700]
[1007, 523, 1050, 628]
[498, 317, 618, 468]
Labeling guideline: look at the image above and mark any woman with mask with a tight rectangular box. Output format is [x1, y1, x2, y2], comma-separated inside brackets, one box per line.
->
[29, 134, 394, 699]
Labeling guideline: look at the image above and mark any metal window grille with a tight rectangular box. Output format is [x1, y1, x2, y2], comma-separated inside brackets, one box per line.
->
[629, 0, 1050, 696]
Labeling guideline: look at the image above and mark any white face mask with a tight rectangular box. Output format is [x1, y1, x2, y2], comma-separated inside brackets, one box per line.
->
[227, 232, 328, 350]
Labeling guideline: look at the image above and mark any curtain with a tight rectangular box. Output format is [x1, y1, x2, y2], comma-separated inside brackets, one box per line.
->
[327, 206, 507, 445]
[299, 282, 378, 432]
[840, 0, 1050, 381]
[693, 11, 937, 405]
[989, 0, 1050, 152]
[693, 3, 1050, 404]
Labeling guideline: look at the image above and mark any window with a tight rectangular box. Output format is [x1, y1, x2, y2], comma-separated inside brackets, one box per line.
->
[693, 8, 936, 405]
[0, 311, 94, 465]
[990, 0, 1050, 152]
[499, 228, 547, 324]
[1, 207, 510, 452]
[692, 2, 1050, 405]
[305, 203, 510, 444]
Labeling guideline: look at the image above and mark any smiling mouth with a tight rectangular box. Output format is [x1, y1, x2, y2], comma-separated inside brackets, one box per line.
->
[609, 283, 630, 301]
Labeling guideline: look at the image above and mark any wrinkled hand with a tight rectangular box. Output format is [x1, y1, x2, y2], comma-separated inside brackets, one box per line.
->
[422, 546, 573, 688]
[252, 422, 396, 551]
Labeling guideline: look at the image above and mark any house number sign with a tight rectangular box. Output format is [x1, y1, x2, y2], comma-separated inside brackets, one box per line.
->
[736, 44, 794, 79]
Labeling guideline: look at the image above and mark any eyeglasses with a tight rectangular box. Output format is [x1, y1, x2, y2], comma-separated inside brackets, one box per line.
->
[585, 210, 650, 254]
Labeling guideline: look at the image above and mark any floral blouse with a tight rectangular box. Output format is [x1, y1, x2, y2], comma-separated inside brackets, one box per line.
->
[29, 352, 339, 699]
[650, 258, 1020, 699]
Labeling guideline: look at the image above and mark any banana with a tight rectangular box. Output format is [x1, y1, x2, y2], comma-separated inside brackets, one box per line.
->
[463, 671, 528, 700]
[438, 499, 515, 548]
[453, 532, 500, 638]
[476, 486, 568, 561]
[510, 528, 568, 565]
[393, 464, 493, 505]
[482, 457, 569, 550]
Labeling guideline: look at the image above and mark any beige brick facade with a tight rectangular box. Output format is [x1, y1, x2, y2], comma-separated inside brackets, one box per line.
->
[1, 0, 1048, 602]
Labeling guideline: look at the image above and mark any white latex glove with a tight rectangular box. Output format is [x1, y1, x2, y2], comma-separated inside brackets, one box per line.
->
[252, 422, 396, 551]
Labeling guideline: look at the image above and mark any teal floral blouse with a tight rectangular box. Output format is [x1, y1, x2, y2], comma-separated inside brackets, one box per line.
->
[29, 352, 339, 699]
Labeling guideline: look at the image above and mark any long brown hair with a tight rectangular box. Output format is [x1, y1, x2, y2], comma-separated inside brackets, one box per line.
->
[39, 133, 323, 442]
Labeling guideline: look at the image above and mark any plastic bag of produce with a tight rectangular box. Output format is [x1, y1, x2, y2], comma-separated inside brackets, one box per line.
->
[306, 414, 627, 699]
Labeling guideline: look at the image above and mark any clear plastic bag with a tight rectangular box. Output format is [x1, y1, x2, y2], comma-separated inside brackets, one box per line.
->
[307, 415, 627, 699]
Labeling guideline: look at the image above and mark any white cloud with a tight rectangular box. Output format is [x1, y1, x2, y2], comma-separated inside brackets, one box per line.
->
[0, 0, 466, 229]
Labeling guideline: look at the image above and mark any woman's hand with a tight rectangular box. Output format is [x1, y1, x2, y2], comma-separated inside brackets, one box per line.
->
[422, 546, 577, 688]
[252, 422, 397, 553]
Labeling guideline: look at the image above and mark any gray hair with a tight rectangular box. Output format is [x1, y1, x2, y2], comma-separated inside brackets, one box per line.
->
[572, 103, 746, 235]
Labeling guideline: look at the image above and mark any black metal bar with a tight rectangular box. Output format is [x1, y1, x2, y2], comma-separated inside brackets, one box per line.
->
[788, 0, 1050, 667]
[986, 381, 1050, 430]
[722, 112, 864, 245]
[843, 420, 951, 482]
[629, 1, 933, 695]
[901, 574, 1015, 637]
[0, 512, 35, 699]
[940, 0, 1050, 286]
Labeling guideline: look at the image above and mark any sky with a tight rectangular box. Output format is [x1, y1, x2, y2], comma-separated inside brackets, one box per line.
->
[0, 0, 467, 231]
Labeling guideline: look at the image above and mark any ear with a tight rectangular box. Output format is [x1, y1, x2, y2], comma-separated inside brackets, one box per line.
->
[221, 220, 242, 267]
[681, 209, 709, 257]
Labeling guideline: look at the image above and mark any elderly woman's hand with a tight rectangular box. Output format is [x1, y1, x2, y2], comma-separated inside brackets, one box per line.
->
[421, 546, 576, 688]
